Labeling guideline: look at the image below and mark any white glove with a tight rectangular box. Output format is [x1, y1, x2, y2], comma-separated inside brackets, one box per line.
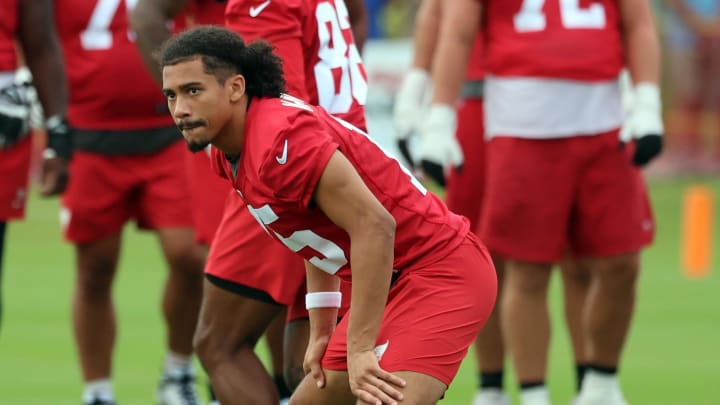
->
[393, 68, 432, 139]
[418, 104, 462, 187]
[619, 82, 664, 166]
[393, 68, 431, 166]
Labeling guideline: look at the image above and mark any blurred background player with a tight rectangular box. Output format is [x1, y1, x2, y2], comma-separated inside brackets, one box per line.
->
[464, 0, 661, 404]
[0, 0, 72, 334]
[393, 0, 598, 403]
[50, 0, 208, 403]
[134, 0, 368, 404]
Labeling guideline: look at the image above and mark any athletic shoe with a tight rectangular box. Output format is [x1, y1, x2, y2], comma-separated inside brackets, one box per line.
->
[472, 388, 511, 405]
[157, 367, 202, 405]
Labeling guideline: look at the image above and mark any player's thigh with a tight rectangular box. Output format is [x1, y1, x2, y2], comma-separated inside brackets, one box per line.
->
[136, 141, 194, 230]
[382, 371, 447, 405]
[195, 278, 283, 351]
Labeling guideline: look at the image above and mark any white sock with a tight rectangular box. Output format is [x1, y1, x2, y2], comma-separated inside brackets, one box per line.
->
[581, 370, 622, 395]
[520, 385, 550, 405]
[83, 378, 113, 402]
[164, 351, 192, 373]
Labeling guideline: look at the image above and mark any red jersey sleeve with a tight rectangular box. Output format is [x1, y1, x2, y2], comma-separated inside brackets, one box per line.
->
[224, 0, 309, 100]
[258, 110, 339, 210]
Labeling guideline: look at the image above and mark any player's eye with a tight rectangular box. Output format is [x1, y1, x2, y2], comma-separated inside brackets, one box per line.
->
[164, 92, 176, 101]
[188, 88, 201, 95]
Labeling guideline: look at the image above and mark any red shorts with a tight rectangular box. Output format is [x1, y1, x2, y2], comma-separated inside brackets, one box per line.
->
[445, 98, 486, 230]
[205, 195, 307, 310]
[185, 149, 229, 245]
[61, 140, 194, 243]
[0, 137, 31, 221]
[206, 196, 349, 322]
[322, 233, 497, 386]
[479, 130, 655, 262]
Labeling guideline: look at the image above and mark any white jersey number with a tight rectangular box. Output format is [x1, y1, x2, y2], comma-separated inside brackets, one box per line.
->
[314, 0, 367, 114]
[514, 0, 606, 32]
[80, 0, 138, 50]
[247, 204, 348, 274]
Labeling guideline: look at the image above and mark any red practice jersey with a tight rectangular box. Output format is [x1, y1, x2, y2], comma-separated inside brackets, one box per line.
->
[211, 95, 468, 282]
[225, 0, 367, 130]
[55, 0, 176, 130]
[0, 0, 18, 72]
[483, 0, 623, 81]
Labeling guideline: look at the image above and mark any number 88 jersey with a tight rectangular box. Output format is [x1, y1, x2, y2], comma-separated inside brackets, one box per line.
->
[484, 0, 624, 81]
[225, 0, 368, 131]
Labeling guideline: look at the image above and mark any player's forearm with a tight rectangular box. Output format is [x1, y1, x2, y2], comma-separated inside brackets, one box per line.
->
[622, 0, 660, 84]
[18, 0, 68, 118]
[411, 0, 442, 70]
[131, 0, 187, 85]
[346, 216, 396, 355]
[431, 0, 480, 105]
[305, 261, 341, 339]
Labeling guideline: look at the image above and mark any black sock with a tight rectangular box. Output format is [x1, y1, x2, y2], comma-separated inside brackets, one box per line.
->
[479, 370, 503, 390]
[273, 375, 292, 399]
[588, 364, 618, 376]
[576, 363, 589, 392]
[519, 381, 545, 390]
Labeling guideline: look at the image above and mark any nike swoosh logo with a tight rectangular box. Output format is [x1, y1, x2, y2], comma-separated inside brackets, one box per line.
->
[249, 0, 271, 17]
[373, 340, 389, 361]
[276, 139, 288, 164]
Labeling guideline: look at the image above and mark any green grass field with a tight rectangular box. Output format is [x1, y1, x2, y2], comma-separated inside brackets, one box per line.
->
[1, 177, 719, 404]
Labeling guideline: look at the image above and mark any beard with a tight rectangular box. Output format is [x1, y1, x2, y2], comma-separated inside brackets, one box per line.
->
[177, 119, 210, 153]
[187, 139, 210, 153]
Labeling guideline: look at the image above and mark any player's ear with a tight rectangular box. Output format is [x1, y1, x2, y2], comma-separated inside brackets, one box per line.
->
[228, 74, 246, 103]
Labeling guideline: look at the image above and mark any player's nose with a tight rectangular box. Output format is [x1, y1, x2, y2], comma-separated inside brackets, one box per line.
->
[172, 97, 192, 118]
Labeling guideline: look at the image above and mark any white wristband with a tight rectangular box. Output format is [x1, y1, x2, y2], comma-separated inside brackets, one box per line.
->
[305, 292, 342, 310]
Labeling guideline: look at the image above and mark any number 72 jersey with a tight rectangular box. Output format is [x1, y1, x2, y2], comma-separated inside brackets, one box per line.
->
[225, 0, 368, 131]
[484, 0, 624, 81]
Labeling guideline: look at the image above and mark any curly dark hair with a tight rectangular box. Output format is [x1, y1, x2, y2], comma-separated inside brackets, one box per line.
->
[160, 25, 286, 98]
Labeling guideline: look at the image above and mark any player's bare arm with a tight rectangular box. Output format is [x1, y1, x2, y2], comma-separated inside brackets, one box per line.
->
[131, 0, 191, 84]
[430, 0, 481, 105]
[312, 150, 406, 404]
[19, 0, 71, 196]
[302, 260, 341, 389]
[620, 0, 660, 85]
[344, 0, 369, 53]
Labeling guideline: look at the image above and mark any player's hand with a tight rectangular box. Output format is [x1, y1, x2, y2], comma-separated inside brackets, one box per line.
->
[347, 349, 406, 405]
[619, 82, 664, 166]
[303, 334, 330, 388]
[39, 116, 74, 197]
[39, 154, 69, 196]
[393, 68, 431, 167]
[418, 104, 462, 187]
